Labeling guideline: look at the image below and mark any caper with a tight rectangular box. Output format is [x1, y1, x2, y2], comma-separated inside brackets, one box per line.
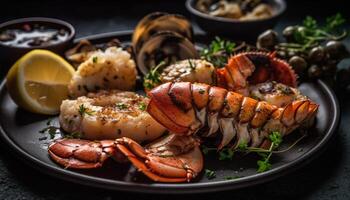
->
[256, 29, 279, 50]
[289, 56, 307, 74]
[282, 26, 296, 42]
[324, 40, 348, 60]
[308, 46, 325, 63]
[307, 65, 322, 79]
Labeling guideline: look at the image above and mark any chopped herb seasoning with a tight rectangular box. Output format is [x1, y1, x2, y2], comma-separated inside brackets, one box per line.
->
[116, 103, 128, 110]
[188, 59, 196, 71]
[138, 102, 147, 111]
[198, 89, 205, 94]
[218, 148, 234, 161]
[92, 56, 98, 63]
[64, 131, 82, 139]
[39, 125, 60, 139]
[205, 169, 216, 179]
[78, 104, 94, 116]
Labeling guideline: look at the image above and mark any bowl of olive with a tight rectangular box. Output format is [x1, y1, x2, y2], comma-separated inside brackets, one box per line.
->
[186, 0, 286, 40]
[0, 17, 75, 74]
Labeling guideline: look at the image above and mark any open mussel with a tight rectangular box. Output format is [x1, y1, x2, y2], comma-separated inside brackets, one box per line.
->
[136, 31, 199, 75]
[132, 12, 194, 54]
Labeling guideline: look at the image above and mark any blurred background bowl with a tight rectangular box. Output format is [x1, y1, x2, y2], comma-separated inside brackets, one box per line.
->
[0, 17, 75, 75]
[186, 0, 286, 41]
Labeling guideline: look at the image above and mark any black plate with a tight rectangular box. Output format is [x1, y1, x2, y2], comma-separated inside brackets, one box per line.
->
[0, 31, 340, 194]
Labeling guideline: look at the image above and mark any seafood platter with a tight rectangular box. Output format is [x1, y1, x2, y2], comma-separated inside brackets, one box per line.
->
[0, 12, 340, 193]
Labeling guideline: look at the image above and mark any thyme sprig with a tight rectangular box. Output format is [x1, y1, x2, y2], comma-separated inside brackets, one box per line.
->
[143, 61, 166, 90]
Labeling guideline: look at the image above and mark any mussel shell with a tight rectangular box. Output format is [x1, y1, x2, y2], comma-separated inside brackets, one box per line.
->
[132, 12, 194, 54]
[137, 31, 199, 75]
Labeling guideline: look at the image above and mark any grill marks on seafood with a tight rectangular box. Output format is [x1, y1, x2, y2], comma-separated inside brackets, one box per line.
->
[68, 47, 137, 98]
[147, 82, 318, 150]
[59, 90, 166, 142]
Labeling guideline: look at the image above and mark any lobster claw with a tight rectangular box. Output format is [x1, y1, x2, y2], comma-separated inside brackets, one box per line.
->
[115, 134, 203, 183]
[48, 139, 126, 169]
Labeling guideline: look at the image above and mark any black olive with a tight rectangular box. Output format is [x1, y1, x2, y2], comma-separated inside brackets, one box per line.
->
[277, 50, 287, 59]
[256, 29, 279, 50]
[322, 60, 338, 75]
[282, 26, 296, 42]
[289, 56, 307, 74]
[308, 46, 325, 63]
[324, 40, 348, 60]
[307, 65, 322, 79]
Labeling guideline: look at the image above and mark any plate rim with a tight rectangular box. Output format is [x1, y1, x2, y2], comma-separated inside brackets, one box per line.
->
[0, 31, 341, 194]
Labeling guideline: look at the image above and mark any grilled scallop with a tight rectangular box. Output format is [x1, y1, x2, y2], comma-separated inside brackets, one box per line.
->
[68, 47, 137, 98]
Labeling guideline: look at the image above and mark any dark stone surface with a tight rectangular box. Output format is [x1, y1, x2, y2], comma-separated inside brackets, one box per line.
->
[0, 1, 350, 199]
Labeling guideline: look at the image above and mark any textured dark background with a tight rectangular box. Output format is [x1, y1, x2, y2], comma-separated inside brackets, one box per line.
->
[0, 0, 350, 199]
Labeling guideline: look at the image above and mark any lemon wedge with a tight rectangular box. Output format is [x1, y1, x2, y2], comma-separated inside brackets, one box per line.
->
[6, 49, 75, 115]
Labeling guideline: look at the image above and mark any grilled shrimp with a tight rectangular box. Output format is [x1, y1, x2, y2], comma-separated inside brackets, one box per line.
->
[68, 47, 137, 98]
[147, 82, 318, 149]
[59, 90, 165, 142]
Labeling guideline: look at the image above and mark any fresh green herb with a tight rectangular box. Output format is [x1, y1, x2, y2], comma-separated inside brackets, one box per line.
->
[92, 56, 98, 63]
[78, 104, 94, 116]
[218, 148, 234, 161]
[198, 89, 205, 94]
[278, 13, 347, 54]
[64, 131, 83, 139]
[116, 103, 128, 110]
[138, 102, 147, 111]
[46, 119, 52, 126]
[39, 125, 60, 139]
[200, 36, 236, 68]
[143, 61, 166, 90]
[269, 131, 283, 148]
[205, 169, 216, 179]
[188, 59, 196, 71]
[237, 141, 248, 151]
[256, 131, 282, 173]
[202, 145, 210, 155]
[224, 175, 240, 180]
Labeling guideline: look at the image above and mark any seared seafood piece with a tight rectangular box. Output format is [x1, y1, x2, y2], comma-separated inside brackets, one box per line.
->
[160, 59, 215, 85]
[147, 82, 318, 149]
[216, 52, 298, 96]
[136, 31, 198, 75]
[68, 47, 137, 98]
[132, 12, 193, 54]
[65, 39, 122, 67]
[250, 82, 307, 107]
[48, 134, 203, 183]
[59, 90, 165, 142]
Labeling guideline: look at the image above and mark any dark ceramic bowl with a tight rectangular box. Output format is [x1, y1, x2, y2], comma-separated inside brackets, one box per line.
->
[186, 0, 286, 40]
[0, 17, 75, 75]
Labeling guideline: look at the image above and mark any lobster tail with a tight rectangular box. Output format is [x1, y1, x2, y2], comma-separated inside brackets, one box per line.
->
[147, 82, 318, 150]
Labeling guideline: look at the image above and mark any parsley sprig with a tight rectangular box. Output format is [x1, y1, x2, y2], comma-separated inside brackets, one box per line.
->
[202, 131, 305, 174]
[200, 36, 236, 68]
